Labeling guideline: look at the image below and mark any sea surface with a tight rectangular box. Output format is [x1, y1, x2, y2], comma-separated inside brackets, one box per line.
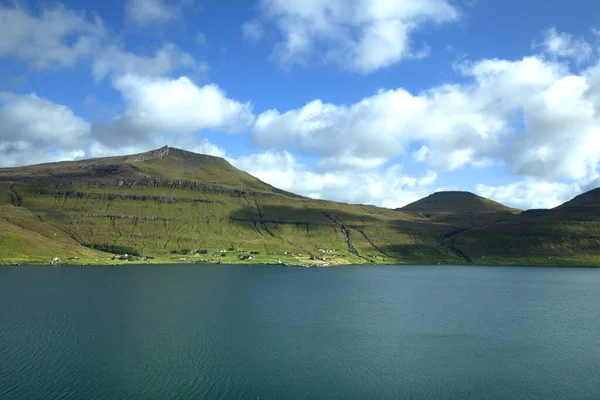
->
[1, 265, 599, 400]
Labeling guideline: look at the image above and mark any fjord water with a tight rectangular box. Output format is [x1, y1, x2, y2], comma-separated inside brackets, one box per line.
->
[1, 265, 599, 400]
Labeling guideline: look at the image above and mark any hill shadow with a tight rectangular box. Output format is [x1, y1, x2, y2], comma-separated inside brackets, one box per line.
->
[229, 205, 382, 226]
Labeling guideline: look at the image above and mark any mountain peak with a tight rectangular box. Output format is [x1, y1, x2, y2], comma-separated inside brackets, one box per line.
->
[555, 187, 600, 212]
[0, 145, 291, 197]
[400, 191, 518, 213]
[133, 146, 226, 164]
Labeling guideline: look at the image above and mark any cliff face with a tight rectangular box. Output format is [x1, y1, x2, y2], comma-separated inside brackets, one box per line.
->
[1, 147, 599, 267]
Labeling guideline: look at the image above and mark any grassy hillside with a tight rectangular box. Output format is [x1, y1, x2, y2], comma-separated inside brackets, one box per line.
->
[447, 189, 600, 267]
[1, 146, 599, 267]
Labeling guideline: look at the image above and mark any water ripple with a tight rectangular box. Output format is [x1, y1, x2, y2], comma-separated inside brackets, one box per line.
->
[1, 265, 600, 400]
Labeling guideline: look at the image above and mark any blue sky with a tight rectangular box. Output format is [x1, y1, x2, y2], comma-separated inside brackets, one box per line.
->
[1, 0, 600, 209]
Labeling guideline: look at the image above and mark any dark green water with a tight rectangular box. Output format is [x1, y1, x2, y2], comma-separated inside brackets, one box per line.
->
[1, 265, 599, 400]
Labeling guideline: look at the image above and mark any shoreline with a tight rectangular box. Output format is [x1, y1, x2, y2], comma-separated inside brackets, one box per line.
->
[1, 261, 599, 269]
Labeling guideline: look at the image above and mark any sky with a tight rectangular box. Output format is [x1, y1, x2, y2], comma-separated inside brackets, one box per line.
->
[1, 0, 600, 210]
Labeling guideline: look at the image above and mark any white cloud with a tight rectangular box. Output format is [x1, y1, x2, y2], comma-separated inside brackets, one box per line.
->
[0, 3, 105, 69]
[0, 147, 85, 168]
[92, 43, 201, 81]
[0, 3, 205, 80]
[475, 181, 586, 210]
[0, 92, 89, 167]
[541, 28, 593, 64]
[252, 86, 501, 172]
[234, 151, 437, 208]
[87, 141, 152, 159]
[253, 53, 600, 183]
[316, 154, 388, 171]
[243, 20, 265, 43]
[91, 75, 255, 147]
[413, 145, 430, 162]
[124, 0, 187, 27]
[248, 0, 458, 72]
[253, 95, 421, 169]
[0, 93, 89, 147]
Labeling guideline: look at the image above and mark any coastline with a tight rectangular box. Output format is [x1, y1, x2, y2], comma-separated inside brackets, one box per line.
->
[2, 258, 600, 268]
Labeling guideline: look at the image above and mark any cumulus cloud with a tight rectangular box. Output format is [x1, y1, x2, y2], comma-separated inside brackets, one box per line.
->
[91, 75, 255, 147]
[0, 147, 85, 169]
[475, 181, 586, 210]
[0, 3, 205, 81]
[252, 86, 502, 172]
[0, 3, 105, 69]
[412, 145, 430, 162]
[316, 154, 388, 171]
[253, 54, 600, 183]
[0, 93, 89, 167]
[0, 93, 89, 147]
[92, 43, 201, 81]
[253, 95, 422, 169]
[248, 0, 459, 72]
[541, 28, 593, 64]
[0, 85, 231, 167]
[234, 151, 438, 208]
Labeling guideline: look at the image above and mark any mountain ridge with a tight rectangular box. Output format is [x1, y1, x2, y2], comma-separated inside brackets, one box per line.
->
[400, 191, 521, 213]
[1, 147, 599, 267]
[0, 145, 227, 171]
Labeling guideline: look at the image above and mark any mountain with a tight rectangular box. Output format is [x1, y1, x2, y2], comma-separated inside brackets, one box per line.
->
[1, 146, 599, 267]
[447, 189, 600, 266]
[401, 191, 519, 214]
[554, 188, 600, 218]
[400, 191, 520, 226]
[0, 146, 293, 196]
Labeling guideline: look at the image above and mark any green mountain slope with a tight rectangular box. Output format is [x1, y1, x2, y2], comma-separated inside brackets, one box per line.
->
[554, 188, 600, 217]
[447, 189, 600, 266]
[1, 146, 599, 266]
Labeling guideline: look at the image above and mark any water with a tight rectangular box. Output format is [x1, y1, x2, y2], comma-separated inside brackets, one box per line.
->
[1, 265, 599, 400]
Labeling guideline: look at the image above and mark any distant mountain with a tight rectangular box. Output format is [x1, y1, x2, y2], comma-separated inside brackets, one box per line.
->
[447, 189, 600, 265]
[398, 191, 521, 237]
[0, 147, 599, 267]
[554, 188, 600, 219]
[401, 191, 519, 214]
